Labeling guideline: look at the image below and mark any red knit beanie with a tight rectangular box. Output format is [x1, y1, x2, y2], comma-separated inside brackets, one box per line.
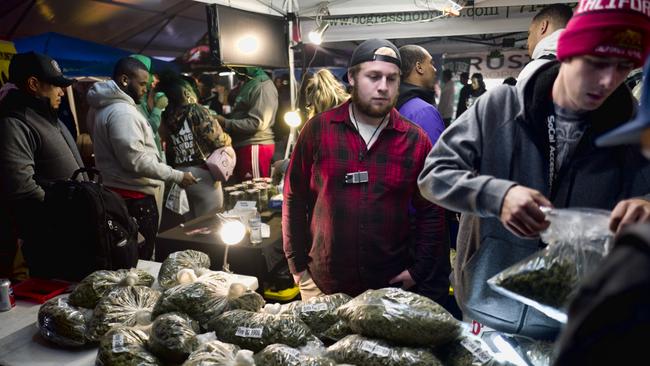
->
[557, 0, 650, 67]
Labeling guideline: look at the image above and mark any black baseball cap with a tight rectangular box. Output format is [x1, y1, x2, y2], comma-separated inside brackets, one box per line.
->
[9, 52, 74, 87]
[348, 39, 401, 69]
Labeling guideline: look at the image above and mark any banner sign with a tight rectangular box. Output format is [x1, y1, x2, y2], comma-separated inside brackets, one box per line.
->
[300, 4, 576, 42]
[444, 50, 532, 80]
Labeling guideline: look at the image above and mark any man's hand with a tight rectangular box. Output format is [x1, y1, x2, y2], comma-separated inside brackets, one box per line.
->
[609, 198, 650, 233]
[389, 270, 416, 289]
[179, 172, 198, 188]
[215, 114, 226, 126]
[500, 185, 553, 238]
[292, 270, 305, 285]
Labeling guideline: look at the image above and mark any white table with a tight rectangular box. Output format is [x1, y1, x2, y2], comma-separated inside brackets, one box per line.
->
[0, 261, 259, 366]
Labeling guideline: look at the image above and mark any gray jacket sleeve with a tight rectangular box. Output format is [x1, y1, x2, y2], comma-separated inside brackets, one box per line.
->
[223, 81, 278, 134]
[0, 118, 44, 201]
[417, 89, 517, 218]
[108, 112, 184, 184]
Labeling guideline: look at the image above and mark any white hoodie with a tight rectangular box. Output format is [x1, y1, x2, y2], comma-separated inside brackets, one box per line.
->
[518, 28, 564, 81]
[86, 80, 183, 203]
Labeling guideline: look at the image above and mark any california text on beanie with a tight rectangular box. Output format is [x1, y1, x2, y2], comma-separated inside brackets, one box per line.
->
[556, 0, 650, 66]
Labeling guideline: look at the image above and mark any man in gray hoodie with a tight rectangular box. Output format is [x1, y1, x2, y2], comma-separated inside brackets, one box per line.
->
[87, 57, 196, 260]
[418, 0, 650, 339]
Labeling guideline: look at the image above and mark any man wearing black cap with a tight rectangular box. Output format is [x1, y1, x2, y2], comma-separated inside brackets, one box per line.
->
[0, 52, 85, 276]
[283, 39, 446, 301]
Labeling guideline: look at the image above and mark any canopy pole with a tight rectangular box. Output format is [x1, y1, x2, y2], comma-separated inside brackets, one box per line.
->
[284, 0, 297, 160]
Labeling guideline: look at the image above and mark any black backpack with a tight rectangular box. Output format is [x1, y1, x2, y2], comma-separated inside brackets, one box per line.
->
[41, 168, 139, 280]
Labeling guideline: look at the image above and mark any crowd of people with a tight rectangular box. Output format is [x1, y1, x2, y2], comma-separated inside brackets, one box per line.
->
[1, 0, 649, 362]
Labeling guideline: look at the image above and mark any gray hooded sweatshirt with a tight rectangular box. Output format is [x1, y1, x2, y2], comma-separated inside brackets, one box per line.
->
[418, 61, 650, 339]
[87, 80, 184, 206]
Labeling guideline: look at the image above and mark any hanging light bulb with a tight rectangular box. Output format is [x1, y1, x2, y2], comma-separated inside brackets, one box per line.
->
[284, 110, 302, 128]
[308, 22, 330, 45]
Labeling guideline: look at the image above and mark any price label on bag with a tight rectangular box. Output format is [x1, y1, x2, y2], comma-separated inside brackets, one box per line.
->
[302, 303, 328, 313]
[361, 341, 390, 357]
[461, 338, 492, 363]
[235, 326, 263, 338]
[112, 333, 127, 353]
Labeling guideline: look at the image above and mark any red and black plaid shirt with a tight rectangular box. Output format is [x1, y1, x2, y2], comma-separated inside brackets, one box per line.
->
[282, 100, 447, 296]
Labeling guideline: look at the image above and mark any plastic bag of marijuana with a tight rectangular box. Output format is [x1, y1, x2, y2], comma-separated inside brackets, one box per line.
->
[327, 334, 442, 366]
[254, 343, 337, 366]
[207, 309, 318, 352]
[182, 340, 240, 366]
[69, 268, 155, 309]
[96, 326, 161, 366]
[516, 337, 554, 366]
[158, 250, 211, 289]
[336, 288, 460, 347]
[152, 279, 263, 330]
[488, 208, 612, 323]
[321, 320, 353, 343]
[433, 326, 500, 366]
[87, 286, 161, 342]
[278, 293, 352, 337]
[37, 297, 94, 347]
[148, 312, 200, 364]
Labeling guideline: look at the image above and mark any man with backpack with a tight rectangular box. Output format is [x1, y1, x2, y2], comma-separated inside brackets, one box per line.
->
[0, 52, 85, 277]
[87, 57, 196, 260]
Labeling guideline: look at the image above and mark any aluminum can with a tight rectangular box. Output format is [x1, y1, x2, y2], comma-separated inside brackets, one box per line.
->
[0, 278, 15, 311]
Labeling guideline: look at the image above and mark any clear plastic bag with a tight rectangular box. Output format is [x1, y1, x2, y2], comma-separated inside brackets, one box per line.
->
[207, 309, 318, 352]
[96, 326, 161, 366]
[182, 340, 241, 366]
[87, 286, 161, 342]
[326, 334, 443, 366]
[321, 320, 353, 343]
[336, 288, 461, 347]
[254, 343, 337, 366]
[166, 183, 190, 215]
[152, 278, 264, 330]
[488, 208, 613, 323]
[278, 293, 352, 337]
[148, 312, 200, 364]
[158, 250, 211, 289]
[433, 324, 499, 366]
[37, 297, 94, 347]
[69, 268, 155, 309]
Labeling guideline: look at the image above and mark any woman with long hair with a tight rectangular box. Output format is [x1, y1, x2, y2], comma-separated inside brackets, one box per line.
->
[303, 69, 349, 118]
[156, 72, 231, 218]
[272, 69, 349, 184]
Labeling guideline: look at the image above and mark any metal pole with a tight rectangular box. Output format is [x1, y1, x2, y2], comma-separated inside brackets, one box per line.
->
[284, 0, 297, 160]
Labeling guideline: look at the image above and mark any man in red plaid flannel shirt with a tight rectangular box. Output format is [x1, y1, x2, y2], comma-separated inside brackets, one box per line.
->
[282, 39, 448, 302]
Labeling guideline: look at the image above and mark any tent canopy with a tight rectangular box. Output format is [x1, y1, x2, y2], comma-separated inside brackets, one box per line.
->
[1, 0, 573, 63]
[13, 32, 176, 77]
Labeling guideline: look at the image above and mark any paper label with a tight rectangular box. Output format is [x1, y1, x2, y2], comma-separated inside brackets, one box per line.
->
[112, 333, 127, 353]
[285, 348, 300, 359]
[235, 326, 263, 338]
[234, 201, 257, 210]
[361, 341, 390, 357]
[461, 338, 492, 363]
[302, 303, 328, 313]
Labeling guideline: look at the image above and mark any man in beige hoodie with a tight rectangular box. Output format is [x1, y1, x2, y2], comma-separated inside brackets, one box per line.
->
[87, 57, 196, 259]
